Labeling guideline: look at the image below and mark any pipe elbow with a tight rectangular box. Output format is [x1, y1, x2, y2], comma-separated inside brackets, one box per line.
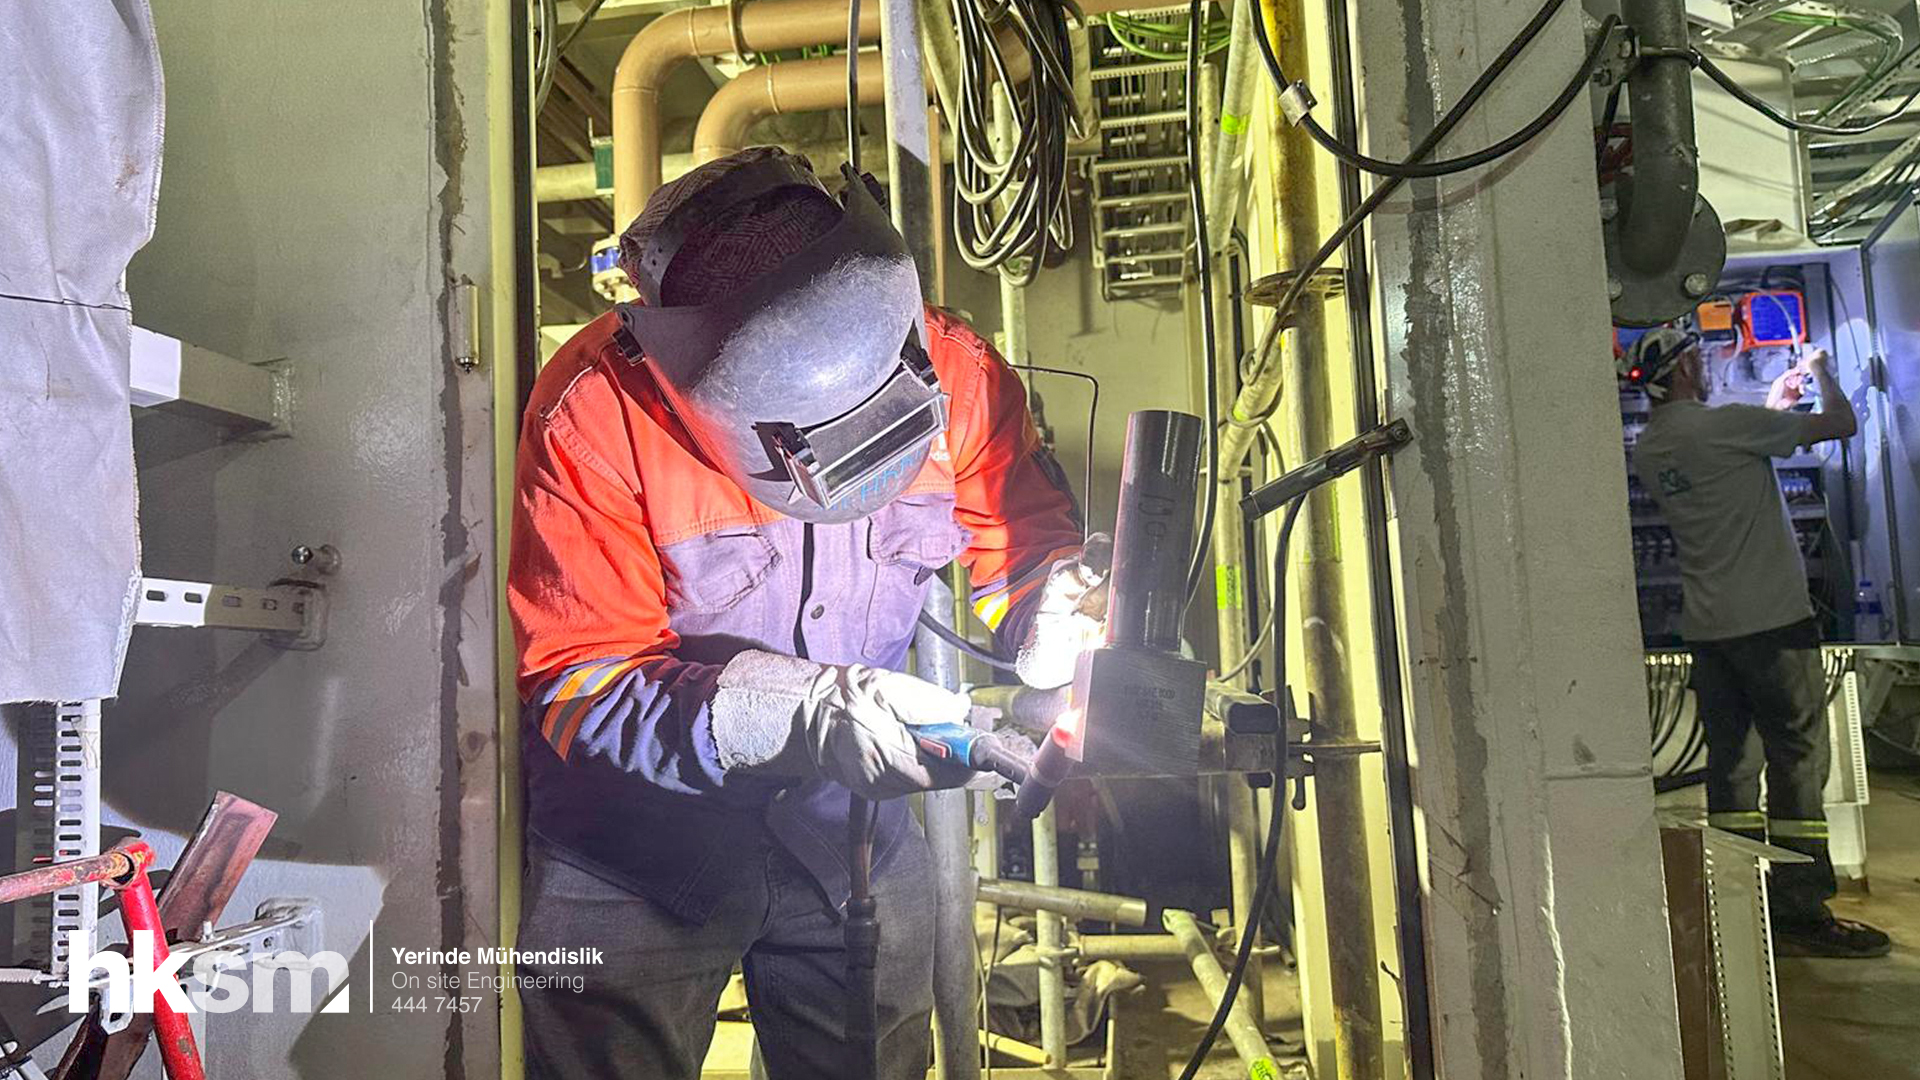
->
[613, 9, 697, 99]
[692, 69, 772, 165]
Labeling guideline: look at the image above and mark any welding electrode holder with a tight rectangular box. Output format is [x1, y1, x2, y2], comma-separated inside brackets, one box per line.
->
[1239, 418, 1413, 522]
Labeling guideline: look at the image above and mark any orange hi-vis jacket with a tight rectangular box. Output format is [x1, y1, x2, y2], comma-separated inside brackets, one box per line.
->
[508, 306, 1082, 921]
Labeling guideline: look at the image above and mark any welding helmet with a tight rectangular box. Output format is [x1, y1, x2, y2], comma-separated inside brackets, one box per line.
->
[1618, 326, 1697, 400]
[612, 149, 944, 524]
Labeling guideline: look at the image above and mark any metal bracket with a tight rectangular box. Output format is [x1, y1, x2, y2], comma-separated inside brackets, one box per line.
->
[1591, 23, 1640, 87]
[50, 900, 322, 1003]
[1243, 267, 1348, 313]
[135, 575, 328, 651]
[129, 327, 292, 438]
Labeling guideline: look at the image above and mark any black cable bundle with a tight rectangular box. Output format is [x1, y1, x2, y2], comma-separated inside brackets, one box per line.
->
[951, 0, 1084, 284]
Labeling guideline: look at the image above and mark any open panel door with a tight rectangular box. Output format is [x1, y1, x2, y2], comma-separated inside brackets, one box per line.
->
[1859, 193, 1920, 643]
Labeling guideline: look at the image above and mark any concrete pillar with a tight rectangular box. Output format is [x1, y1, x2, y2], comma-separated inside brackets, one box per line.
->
[1349, 1, 1685, 1076]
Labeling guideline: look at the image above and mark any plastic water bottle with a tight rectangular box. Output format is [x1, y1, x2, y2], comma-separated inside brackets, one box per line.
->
[1855, 577, 1885, 640]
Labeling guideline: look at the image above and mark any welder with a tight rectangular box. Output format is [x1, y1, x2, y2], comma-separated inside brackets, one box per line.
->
[1623, 328, 1888, 958]
[506, 146, 1102, 1079]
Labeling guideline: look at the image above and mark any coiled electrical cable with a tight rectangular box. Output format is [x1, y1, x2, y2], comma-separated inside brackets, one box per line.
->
[950, 0, 1083, 284]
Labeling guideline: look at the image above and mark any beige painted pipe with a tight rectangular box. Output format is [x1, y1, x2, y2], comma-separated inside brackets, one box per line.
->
[612, 0, 884, 227]
[613, 0, 1137, 226]
[693, 54, 888, 164]
[692, 26, 1038, 165]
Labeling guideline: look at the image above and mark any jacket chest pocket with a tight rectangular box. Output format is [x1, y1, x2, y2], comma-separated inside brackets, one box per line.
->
[661, 528, 779, 624]
[863, 493, 969, 663]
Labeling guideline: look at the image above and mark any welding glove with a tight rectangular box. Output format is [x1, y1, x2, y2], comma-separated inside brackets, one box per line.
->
[710, 650, 977, 800]
[1015, 536, 1112, 691]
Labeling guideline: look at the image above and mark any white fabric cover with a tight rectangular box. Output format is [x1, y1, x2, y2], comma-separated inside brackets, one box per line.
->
[0, 2, 163, 702]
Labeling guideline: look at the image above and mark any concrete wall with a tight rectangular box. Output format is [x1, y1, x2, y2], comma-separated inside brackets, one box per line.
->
[1353, 0, 1686, 1075]
[1, 2, 506, 1076]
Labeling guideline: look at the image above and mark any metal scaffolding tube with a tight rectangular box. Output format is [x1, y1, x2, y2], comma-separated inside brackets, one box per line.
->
[1075, 933, 1191, 961]
[1031, 802, 1068, 1067]
[1268, 0, 1384, 1074]
[1164, 909, 1281, 1076]
[918, 581, 982, 1080]
[976, 879, 1149, 926]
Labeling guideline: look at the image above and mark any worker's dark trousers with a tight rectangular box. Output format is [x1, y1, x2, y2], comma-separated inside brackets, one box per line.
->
[1690, 619, 1836, 929]
[517, 829, 935, 1080]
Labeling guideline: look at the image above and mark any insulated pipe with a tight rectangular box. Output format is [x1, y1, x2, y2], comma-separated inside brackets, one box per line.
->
[1197, 56, 1267, 1023]
[1620, 0, 1698, 274]
[915, 579, 982, 1080]
[1164, 909, 1281, 1077]
[535, 161, 601, 204]
[611, 0, 885, 225]
[1204, 0, 1261, 252]
[618, 0, 1138, 218]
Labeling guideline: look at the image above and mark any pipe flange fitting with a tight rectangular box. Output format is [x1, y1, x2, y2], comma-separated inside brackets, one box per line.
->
[1602, 191, 1726, 328]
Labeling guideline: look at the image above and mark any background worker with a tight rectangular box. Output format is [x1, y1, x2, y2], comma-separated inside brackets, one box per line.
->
[506, 147, 1100, 1078]
[1625, 329, 1889, 958]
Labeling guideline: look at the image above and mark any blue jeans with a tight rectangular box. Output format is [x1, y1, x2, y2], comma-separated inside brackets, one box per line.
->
[517, 827, 936, 1079]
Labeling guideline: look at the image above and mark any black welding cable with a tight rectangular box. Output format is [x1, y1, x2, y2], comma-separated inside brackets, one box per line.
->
[1231, 0, 1593, 430]
[1595, 76, 1625, 171]
[1262, 11, 1619, 332]
[1176, 497, 1303, 1080]
[846, 0, 863, 172]
[916, 610, 1019, 672]
[1250, 0, 1609, 180]
[1697, 51, 1920, 138]
[1182, 0, 1224, 606]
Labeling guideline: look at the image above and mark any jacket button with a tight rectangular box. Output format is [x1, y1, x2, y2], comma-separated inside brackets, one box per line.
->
[810, 604, 825, 619]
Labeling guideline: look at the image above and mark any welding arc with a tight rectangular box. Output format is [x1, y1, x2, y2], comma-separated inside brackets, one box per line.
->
[1176, 497, 1304, 1080]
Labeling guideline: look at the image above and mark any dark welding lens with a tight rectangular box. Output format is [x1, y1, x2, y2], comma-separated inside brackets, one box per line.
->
[765, 337, 947, 508]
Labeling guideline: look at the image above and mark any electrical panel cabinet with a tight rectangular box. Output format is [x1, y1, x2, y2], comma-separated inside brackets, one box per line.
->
[1621, 259, 1876, 648]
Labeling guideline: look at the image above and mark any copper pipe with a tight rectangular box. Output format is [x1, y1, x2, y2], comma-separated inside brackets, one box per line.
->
[612, 0, 885, 226]
[0, 839, 148, 905]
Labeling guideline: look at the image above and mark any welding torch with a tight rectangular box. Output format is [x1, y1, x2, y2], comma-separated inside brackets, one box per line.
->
[1240, 418, 1412, 522]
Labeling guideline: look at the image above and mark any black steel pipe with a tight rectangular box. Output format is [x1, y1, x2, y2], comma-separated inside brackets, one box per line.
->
[1621, 0, 1698, 275]
[1108, 410, 1204, 652]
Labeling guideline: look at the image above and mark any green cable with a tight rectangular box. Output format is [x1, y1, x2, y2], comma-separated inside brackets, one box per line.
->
[1767, 12, 1901, 121]
[1104, 14, 1227, 60]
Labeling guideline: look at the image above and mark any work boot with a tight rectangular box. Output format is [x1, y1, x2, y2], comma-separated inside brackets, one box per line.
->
[1774, 915, 1892, 958]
